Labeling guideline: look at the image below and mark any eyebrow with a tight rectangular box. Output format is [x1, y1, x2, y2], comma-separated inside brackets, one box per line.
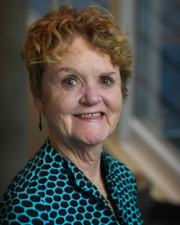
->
[99, 72, 117, 76]
[57, 67, 80, 75]
[57, 67, 117, 76]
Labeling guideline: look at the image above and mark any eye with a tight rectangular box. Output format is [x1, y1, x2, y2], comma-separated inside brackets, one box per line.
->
[63, 78, 77, 86]
[100, 77, 113, 86]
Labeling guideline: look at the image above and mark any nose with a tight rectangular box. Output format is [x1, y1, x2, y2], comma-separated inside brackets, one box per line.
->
[79, 86, 103, 106]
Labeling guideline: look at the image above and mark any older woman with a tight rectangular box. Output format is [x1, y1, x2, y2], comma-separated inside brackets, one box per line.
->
[0, 5, 143, 225]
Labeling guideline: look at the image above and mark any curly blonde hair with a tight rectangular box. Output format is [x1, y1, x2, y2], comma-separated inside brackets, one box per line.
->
[21, 5, 132, 100]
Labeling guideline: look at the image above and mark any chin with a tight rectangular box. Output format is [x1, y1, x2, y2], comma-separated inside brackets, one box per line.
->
[78, 132, 109, 146]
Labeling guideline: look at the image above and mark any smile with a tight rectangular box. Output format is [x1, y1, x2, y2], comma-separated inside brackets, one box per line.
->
[74, 112, 104, 118]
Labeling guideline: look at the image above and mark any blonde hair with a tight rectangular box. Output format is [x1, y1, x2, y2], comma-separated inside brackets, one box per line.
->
[21, 5, 132, 100]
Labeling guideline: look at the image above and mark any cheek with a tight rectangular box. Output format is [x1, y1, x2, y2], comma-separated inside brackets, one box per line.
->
[109, 90, 122, 114]
[44, 91, 79, 117]
[112, 100, 122, 121]
[104, 92, 122, 130]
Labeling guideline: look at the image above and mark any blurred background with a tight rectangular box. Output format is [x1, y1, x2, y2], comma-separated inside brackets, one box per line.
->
[0, 0, 179, 224]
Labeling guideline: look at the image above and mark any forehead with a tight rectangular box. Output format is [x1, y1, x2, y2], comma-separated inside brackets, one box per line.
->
[63, 36, 94, 52]
[60, 37, 112, 66]
[45, 36, 116, 75]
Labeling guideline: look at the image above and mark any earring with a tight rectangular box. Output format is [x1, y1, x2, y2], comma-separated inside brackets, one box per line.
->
[39, 113, 42, 131]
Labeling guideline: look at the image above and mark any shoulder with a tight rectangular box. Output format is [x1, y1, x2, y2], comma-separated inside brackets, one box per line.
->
[102, 151, 143, 224]
[3, 139, 54, 192]
[0, 138, 60, 223]
[102, 150, 138, 195]
[0, 171, 48, 224]
[102, 150, 136, 181]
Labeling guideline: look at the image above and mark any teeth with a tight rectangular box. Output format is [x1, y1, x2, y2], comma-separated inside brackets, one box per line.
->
[76, 113, 102, 118]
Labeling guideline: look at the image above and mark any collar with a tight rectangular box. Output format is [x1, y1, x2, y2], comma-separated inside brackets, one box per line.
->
[42, 137, 129, 224]
[43, 138, 107, 201]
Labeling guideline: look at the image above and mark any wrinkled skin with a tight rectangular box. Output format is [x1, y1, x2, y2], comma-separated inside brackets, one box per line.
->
[33, 37, 122, 158]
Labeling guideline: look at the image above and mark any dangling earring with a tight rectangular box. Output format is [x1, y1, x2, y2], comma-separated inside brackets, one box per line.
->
[39, 112, 42, 131]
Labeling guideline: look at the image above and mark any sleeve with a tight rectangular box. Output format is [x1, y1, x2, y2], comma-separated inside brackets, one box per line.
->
[129, 172, 144, 225]
[116, 161, 144, 224]
[0, 190, 49, 225]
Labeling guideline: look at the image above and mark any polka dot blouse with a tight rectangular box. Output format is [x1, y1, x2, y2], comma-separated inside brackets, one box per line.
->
[0, 138, 143, 225]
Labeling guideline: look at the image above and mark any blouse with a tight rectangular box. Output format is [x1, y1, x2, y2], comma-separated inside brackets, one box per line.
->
[0, 138, 143, 225]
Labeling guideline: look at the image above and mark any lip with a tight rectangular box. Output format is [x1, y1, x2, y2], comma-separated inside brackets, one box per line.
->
[73, 111, 104, 121]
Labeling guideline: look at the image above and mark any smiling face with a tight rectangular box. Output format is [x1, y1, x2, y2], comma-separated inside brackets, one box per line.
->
[34, 37, 122, 149]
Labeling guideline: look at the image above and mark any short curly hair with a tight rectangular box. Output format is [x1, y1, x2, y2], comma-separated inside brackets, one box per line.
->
[21, 5, 132, 101]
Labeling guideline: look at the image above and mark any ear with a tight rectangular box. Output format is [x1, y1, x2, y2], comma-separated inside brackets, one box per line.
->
[32, 94, 44, 113]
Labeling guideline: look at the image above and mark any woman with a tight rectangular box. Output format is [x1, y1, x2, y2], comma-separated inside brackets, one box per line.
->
[0, 5, 143, 225]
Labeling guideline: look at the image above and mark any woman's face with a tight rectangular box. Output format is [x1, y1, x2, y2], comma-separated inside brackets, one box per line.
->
[37, 37, 122, 147]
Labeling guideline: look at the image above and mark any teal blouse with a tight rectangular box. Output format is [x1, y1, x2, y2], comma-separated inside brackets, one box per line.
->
[0, 138, 143, 225]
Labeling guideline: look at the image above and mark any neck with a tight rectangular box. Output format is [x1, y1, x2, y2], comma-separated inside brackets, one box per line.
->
[49, 134, 116, 217]
[49, 133, 103, 185]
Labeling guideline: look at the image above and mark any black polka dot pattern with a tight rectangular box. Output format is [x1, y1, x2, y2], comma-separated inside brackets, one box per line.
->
[0, 138, 143, 224]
